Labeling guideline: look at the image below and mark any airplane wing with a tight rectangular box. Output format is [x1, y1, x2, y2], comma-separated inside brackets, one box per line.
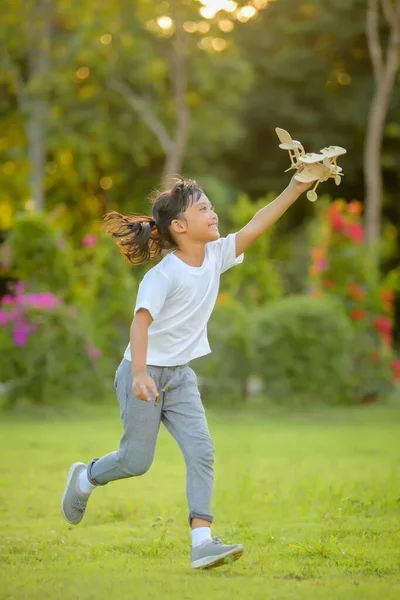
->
[299, 153, 325, 164]
[275, 127, 302, 150]
[294, 165, 322, 183]
[319, 146, 347, 158]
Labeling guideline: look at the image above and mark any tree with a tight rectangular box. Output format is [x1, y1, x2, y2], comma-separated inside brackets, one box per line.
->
[0, 0, 254, 229]
[364, 0, 400, 247]
[225, 0, 400, 206]
[1, 0, 51, 212]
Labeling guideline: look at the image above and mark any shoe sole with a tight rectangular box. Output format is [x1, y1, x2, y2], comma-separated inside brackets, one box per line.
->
[191, 546, 244, 570]
[61, 462, 86, 524]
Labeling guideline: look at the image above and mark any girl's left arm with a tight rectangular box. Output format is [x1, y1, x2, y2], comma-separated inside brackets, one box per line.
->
[235, 176, 312, 257]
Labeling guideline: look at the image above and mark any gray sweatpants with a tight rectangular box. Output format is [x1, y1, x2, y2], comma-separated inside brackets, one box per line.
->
[87, 359, 214, 526]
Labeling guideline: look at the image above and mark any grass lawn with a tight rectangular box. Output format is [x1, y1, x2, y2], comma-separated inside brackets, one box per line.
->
[0, 401, 399, 599]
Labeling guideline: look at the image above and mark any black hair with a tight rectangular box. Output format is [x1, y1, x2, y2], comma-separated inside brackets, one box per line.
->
[103, 177, 204, 265]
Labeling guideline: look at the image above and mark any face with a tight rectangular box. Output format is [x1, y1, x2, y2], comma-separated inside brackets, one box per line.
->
[171, 193, 219, 243]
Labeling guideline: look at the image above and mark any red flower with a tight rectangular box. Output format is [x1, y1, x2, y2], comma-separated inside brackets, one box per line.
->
[328, 205, 346, 232]
[322, 278, 336, 290]
[392, 359, 400, 381]
[351, 309, 365, 321]
[381, 289, 394, 313]
[374, 316, 393, 348]
[373, 316, 392, 335]
[382, 331, 393, 348]
[343, 222, 364, 244]
[347, 200, 363, 216]
[382, 289, 394, 303]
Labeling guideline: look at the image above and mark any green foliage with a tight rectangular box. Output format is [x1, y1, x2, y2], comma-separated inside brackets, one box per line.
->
[221, 193, 283, 307]
[7, 213, 74, 298]
[196, 295, 251, 406]
[73, 232, 138, 370]
[250, 295, 354, 407]
[230, 0, 399, 196]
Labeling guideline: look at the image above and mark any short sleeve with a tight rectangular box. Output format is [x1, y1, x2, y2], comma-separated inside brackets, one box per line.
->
[134, 268, 172, 320]
[207, 233, 244, 274]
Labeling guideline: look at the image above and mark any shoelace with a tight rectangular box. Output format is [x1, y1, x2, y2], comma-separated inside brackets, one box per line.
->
[212, 536, 224, 545]
[72, 495, 88, 513]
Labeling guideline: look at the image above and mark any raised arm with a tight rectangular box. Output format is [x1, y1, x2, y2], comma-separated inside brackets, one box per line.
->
[235, 176, 312, 257]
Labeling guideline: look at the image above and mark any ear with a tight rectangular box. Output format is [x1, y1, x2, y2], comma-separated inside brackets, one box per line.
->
[170, 218, 187, 235]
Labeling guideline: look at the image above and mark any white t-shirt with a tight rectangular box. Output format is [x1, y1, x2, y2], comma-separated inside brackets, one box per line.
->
[124, 233, 244, 366]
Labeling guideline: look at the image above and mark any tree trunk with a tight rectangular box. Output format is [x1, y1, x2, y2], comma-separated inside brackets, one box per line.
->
[111, 16, 190, 182]
[25, 0, 51, 212]
[162, 18, 190, 179]
[364, 0, 400, 248]
[26, 100, 47, 212]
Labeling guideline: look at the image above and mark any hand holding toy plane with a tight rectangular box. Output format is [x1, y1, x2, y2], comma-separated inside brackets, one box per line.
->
[276, 127, 347, 202]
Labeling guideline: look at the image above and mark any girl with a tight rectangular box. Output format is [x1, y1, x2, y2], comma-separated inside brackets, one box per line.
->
[61, 175, 311, 570]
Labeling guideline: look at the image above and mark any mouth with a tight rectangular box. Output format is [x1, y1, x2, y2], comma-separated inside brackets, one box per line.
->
[209, 224, 219, 230]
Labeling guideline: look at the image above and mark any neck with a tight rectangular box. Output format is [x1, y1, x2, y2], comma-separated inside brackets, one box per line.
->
[174, 241, 206, 267]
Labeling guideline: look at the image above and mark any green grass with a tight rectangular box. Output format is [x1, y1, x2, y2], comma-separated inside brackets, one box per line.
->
[1, 402, 400, 599]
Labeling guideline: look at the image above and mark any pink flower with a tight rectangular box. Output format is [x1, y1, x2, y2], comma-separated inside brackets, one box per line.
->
[316, 258, 328, 271]
[87, 344, 101, 360]
[21, 292, 63, 310]
[82, 234, 98, 247]
[12, 321, 33, 347]
[0, 310, 11, 326]
[14, 282, 25, 296]
[1, 294, 15, 306]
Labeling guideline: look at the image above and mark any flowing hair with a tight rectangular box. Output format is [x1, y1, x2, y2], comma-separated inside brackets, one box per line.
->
[103, 177, 204, 265]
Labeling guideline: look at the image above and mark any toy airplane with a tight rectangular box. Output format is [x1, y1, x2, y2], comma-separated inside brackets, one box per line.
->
[276, 127, 347, 202]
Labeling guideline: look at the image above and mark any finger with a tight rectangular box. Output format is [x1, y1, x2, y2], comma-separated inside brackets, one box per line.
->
[149, 381, 159, 399]
[139, 385, 151, 402]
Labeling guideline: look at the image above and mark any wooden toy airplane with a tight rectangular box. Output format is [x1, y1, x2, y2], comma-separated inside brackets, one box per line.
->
[276, 127, 347, 202]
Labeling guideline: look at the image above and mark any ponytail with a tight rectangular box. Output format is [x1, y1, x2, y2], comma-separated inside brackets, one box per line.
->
[103, 212, 168, 265]
[104, 177, 204, 265]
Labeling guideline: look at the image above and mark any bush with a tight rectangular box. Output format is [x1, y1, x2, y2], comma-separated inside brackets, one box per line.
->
[6, 213, 75, 297]
[307, 198, 399, 399]
[250, 295, 354, 407]
[73, 232, 138, 372]
[221, 193, 283, 307]
[0, 282, 110, 408]
[196, 295, 251, 406]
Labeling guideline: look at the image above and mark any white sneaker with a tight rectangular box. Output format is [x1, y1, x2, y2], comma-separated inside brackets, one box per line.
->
[191, 536, 244, 569]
